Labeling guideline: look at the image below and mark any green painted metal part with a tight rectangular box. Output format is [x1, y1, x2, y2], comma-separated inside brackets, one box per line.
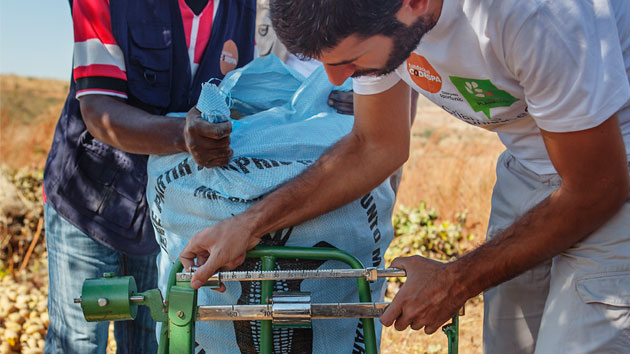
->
[247, 246, 379, 354]
[79, 246, 460, 354]
[260, 256, 276, 354]
[135, 289, 168, 323]
[443, 314, 459, 354]
[157, 261, 185, 354]
[168, 282, 197, 354]
[80, 274, 137, 321]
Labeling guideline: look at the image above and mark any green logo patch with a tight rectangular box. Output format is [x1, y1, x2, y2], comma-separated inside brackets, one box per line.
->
[449, 76, 518, 119]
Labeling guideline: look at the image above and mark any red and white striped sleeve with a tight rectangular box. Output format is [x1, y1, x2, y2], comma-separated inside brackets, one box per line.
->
[72, 0, 127, 99]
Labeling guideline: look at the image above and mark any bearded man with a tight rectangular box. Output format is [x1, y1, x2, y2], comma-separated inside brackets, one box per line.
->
[181, 1, 630, 352]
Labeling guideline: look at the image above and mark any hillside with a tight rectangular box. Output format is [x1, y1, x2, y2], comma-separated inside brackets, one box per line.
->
[0, 75, 68, 169]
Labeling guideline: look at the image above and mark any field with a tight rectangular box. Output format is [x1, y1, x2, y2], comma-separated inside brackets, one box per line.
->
[0, 75, 67, 170]
[0, 75, 505, 353]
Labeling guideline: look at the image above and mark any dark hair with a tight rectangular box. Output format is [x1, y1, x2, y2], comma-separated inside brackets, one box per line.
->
[270, 0, 404, 58]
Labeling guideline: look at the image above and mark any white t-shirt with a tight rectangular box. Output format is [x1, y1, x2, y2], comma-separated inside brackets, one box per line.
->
[354, 0, 630, 174]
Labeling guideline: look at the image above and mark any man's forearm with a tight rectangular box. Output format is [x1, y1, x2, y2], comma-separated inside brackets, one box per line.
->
[452, 170, 628, 300]
[180, 130, 409, 286]
[80, 95, 187, 155]
[242, 128, 408, 239]
[451, 116, 630, 299]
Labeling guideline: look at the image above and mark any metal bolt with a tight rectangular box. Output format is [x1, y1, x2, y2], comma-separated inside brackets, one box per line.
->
[176, 311, 185, 319]
[74, 298, 82, 304]
[97, 298, 109, 307]
[129, 295, 145, 304]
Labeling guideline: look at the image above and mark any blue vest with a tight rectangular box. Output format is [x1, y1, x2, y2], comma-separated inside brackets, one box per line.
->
[44, 0, 255, 256]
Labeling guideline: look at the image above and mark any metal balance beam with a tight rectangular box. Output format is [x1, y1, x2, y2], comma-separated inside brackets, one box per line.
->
[75, 246, 460, 354]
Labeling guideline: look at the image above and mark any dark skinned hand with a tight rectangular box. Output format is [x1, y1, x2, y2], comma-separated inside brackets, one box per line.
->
[184, 107, 233, 167]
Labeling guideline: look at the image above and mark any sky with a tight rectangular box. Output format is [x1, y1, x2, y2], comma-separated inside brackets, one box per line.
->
[1, 1, 74, 81]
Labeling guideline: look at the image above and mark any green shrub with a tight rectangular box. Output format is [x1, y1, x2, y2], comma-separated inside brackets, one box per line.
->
[386, 203, 474, 266]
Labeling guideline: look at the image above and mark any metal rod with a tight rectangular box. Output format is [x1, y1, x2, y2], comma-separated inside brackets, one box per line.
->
[196, 302, 389, 321]
[130, 295, 145, 303]
[197, 304, 271, 321]
[311, 302, 388, 319]
[74, 296, 145, 305]
[177, 267, 406, 284]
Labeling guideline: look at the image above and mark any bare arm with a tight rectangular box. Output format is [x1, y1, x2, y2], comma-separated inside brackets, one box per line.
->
[180, 80, 412, 288]
[80, 95, 233, 166]
[381, 115, 629, 333]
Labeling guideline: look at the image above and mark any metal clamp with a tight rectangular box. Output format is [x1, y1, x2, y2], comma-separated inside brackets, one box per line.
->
[365, 267, 379, 282]
[271, 292, 312, 327]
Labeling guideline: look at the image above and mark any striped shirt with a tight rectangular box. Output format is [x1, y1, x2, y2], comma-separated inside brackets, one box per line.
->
[73, 0, 218, 99]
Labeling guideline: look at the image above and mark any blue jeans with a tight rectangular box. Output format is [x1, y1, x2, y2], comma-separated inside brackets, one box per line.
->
[44, 203, 158, 354]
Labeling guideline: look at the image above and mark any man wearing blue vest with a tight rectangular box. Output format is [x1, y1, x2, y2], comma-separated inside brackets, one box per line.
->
[43, 0, 254, 352]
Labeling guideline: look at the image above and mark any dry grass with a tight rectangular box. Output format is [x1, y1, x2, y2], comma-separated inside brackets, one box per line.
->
[0, 75, 68, 169]
[381, 97, 504, 354]
[396, 98, 504, 238]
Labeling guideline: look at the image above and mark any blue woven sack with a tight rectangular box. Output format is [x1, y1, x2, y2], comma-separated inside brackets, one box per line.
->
[148, 55, 394, 353]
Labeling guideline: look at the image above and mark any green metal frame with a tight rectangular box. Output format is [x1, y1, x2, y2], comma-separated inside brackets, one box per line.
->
[79, 245, 459, 354]
[158, 246, 382, 354]
[247, 246, 379, 354]
[157, 246, 459, 354]
[443, 313, 459, 354]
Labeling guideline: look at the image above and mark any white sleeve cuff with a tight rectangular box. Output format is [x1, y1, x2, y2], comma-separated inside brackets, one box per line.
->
[352, 72, 401, 95]
[76, 89, 128, 100]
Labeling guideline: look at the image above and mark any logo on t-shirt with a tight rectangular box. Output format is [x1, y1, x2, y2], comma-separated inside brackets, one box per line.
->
[449, 76, 519, 119]
[220, 40, 239, 75]
[407, 54, 442, 93]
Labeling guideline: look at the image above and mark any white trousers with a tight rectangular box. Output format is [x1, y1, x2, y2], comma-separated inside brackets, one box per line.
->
[483, 151, 630, 354]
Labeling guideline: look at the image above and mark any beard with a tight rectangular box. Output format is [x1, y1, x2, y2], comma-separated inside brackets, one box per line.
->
[352, 15, 437, 78]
